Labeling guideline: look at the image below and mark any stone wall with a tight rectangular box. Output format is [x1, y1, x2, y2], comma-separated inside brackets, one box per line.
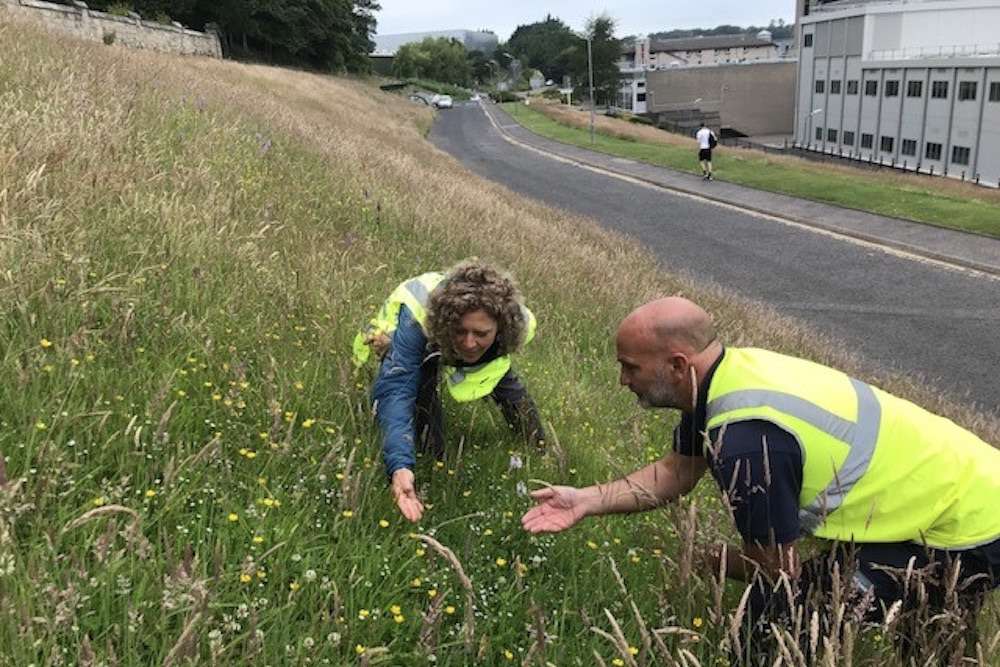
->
[0, 0, 221, 58]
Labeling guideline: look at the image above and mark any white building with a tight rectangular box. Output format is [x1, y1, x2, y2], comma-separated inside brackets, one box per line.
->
[796, 0, 1000, 186]
[372, 30, 497, 56]
[618, 32, 783, 113]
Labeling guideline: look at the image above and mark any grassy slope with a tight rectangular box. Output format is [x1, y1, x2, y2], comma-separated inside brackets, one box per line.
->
[501, 102, 1000, 239]
[1, 17, 997, 666]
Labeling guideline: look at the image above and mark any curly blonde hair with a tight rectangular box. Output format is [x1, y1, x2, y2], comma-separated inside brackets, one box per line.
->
[425, 259, 528, 365]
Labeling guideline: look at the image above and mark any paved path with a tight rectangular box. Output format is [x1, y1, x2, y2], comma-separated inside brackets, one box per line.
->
[430, 103, 1000, 415]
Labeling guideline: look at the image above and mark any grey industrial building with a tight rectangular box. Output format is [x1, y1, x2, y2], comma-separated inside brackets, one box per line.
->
[795, 0, 1000, 187]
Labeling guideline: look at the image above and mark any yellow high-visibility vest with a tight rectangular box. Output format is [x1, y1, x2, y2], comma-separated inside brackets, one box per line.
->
[352, 272, 536, 402]
[706, 348, 1000, 549]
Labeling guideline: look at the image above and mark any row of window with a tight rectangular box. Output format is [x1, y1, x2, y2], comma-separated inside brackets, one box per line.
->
[812, 127, 972, 164]
[815, 79, 1000, 101]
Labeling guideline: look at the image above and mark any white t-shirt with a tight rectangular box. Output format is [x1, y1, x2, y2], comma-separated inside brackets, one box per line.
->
[696, 127, 716, 150]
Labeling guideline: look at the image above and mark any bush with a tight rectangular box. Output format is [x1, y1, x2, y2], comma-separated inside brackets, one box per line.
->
[491, 90, 518, 103]
[627, 114, 654, 126]
[102, 30, 116, 45]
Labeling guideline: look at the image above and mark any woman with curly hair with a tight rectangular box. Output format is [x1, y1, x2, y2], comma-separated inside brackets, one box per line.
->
[352, 259, 545, 522]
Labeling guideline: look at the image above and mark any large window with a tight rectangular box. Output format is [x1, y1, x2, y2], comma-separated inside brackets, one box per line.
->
[804, 33, 813, 47]
[843, 131, 855, 146]
[951, 146, 970, 165]
[884, 80, 899, 97]
[907, 80, 923, 97]
[861, 133, 874, 149]
[815, 80, 826, 93]
[816, 126, 824, 141]
[827, 128, 838, 143]
[901, 139, 917, 157]
[990, 82, 1000, 102]
[865, 80, 878, 96]
[880, 136, 895, 153]
[931, 81, 949, 99]
[830, 80, 841, 95]
[958, 81, 977, 101]
[925, 142, 942, 160]
[846, 80, 859, 95]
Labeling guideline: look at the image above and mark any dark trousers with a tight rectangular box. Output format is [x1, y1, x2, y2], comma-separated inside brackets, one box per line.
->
[414, 354, 545, 458]
[742, 542, 999, 665]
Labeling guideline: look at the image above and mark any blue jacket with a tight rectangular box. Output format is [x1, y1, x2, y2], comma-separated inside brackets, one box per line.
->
[372, 306, 428, 477]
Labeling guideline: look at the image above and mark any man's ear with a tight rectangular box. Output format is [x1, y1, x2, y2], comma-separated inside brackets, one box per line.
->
[667, 352, 690, 376]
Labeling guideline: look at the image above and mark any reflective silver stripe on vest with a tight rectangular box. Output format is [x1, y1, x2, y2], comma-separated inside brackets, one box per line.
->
[706, 378, 881, 533]
[405, 278, 431, 306]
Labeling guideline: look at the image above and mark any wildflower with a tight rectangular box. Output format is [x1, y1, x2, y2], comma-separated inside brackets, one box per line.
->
[358, 609, 370, 620]
[228, 513, 239, 522]
[176, 389, 187, 398]
[40, 339, 53, 349]
[495, 557, 507, 567]
[504, 650, 514, 661]
[389, 604, 402, 615]
[240, 573, 252, 583]
[355, 644, 366, 655]
[394, 614, 405, 623]
[515, 481, 528, 497]
[427, 588, 437, 598]
[70, 358, 80, 367]
[508, 454, 523, 471]
[261, 498, 275, 508]
[212, 394, 222, 401]
[301, 418, 315, 429]
[411, 577, 422, 587]
[693, 616, 704, 628]
[245, 451, 256, 459]
[628, 646, 639, 655]
[304, 569, 317, 582]
[483, 528, 493, 536]
[586, 540, 598, 549]
[341, 510, 354, 518]
[289, 581, 300, 591]
[294, 381, 304, 390]
[612, 660, 625, 667]
[253, 535, 264, 544]
[35, 421, 47, 431]
[302, 636, 315, 649]
[145, 489, 157, 498]
[378, 519, 390, 528]
[435, 461, 445, 469]
[256, 569, 266, 579]
[415, 548, 425, 557]
[92, 496, 106, 506]
[444, 605, 456, 615]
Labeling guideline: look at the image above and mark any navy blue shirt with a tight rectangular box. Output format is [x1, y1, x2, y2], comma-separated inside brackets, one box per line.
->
[673, 350, 804, 546]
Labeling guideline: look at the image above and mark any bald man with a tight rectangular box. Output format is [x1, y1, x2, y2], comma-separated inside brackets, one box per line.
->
[522, 297, 1000, 661]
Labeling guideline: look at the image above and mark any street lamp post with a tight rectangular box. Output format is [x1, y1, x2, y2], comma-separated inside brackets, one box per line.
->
[587, 34, 595, 145]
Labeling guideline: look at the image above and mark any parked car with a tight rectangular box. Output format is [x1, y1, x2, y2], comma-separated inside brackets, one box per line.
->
[434, 95, 453, 109]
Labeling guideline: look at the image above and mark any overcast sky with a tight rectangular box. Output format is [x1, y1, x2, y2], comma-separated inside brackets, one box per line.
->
[374, 1, 797, 41]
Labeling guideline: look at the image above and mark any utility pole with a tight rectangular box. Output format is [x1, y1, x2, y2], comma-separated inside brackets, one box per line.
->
[587, 34, 595, 145]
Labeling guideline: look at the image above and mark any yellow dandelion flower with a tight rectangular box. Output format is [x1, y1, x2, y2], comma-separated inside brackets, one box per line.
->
[504, 650, 514, 661]
[389, 604, 402, 615]
[630, 555, 641, 564]
[175, 389, 187, 398]
[258, 432, 268, 440]
[70, 358, 80, 367]
[227, 513, 239, 522]
[586, 540, 598, 549]
[483, 528, 494, 536]
[256, 569, 266, 579]
[612, 660, 625, 667]
[693, 616, 704, 628]
[40, 339, 53, 349]
[415, 548, 426, 557]
[289, 581, 300, 591]
[462, 490, 471, 497]
[212, 394, 222, 401]
[355, 645, 366, 655]
[145, 489, 157, 498]
[341, 510, 354, 518]
[444, 605, 456, 615]
[35, 421, 47, 431]
[92, 496, 106, 506]
[240, 573, 252, 583]
[273, 499, 281, 507]
[301, 418, 315, 429]
[294, 381, 304, 390]
[42, 365, 54, 373]
[495, 557, 507, 567]
[435, 461, 445, 469]
[411, 577, 422, 587]
[245, 451, 256, 459]
[628, 646, 639, 656]
[358, 609, 370, 620]
[252, 535, 264, 544]
[427, 588, 437, 598]
[379, 519, 390, 528]
[394, 614, 405, 624]
[261, 497, 275, 507]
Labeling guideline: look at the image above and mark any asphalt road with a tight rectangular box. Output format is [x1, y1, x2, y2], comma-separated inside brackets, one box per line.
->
[430, 103, 1000, 415]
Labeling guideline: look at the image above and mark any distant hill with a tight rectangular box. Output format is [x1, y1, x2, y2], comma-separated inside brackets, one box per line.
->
[636, 22, 795, 42]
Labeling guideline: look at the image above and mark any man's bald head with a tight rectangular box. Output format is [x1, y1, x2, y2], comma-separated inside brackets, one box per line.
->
[618, 297, 717, 355]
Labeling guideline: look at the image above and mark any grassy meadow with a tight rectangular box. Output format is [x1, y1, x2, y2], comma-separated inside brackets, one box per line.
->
[500, 101, 1000, 239]
[2, 15, 999, 666]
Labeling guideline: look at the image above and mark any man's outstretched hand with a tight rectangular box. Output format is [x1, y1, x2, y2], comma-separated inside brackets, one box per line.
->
[521, 485, 589, 534]
[391, 468, 424, 523]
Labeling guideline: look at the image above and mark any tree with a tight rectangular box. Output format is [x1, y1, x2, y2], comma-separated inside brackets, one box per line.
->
[506, 15, 577, 83]
[570, 15, 622, 107]
[392, 38, 470, 86]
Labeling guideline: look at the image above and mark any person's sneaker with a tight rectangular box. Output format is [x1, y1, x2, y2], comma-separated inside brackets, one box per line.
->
[707, 174, 714, 181]
[702, 173, 709, 180]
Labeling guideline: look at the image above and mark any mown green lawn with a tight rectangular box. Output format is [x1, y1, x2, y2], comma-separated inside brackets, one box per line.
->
[501, 103, 1000, 239]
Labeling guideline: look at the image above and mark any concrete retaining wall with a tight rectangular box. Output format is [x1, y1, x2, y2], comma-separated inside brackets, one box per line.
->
[0, 0, 221, 58]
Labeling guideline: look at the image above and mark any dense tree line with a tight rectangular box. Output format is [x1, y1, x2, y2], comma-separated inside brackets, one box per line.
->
[80, 0, 379, 71]
[647, 19, 794, 42]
